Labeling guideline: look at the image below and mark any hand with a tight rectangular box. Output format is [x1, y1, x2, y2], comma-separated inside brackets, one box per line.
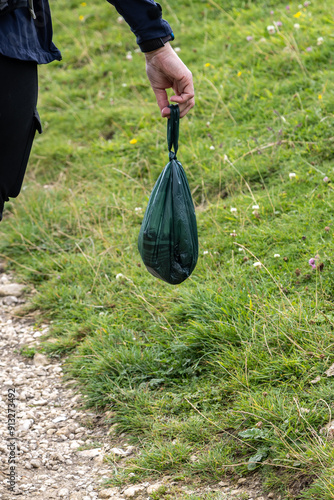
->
[145, 43, 195, 118]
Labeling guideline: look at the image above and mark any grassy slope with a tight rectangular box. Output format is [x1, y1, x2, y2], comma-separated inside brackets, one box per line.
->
[2, 0, 334, 498]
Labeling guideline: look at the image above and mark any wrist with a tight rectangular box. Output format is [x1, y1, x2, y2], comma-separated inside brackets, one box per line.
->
[139, 32, 174, 54]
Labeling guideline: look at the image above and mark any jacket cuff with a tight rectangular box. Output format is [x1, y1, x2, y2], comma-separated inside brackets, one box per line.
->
[107, 0, 173, 45]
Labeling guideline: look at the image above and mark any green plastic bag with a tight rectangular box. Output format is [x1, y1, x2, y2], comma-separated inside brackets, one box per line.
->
[138, 104, 198, 285]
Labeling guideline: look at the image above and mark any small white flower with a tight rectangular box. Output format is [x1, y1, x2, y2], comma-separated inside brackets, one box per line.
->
[294, 23, 300, 29]
[206, 121, 211, 127]
[253, 262, 262, 267]
[126, 52, 133, 61]
[134, 207, 142, 213]
[274, 254, 280, 258]
[317, 37, 324, 45]
[238, 248, 244, 252]
[203, 250, 209, 255]
[289, 172, 296, 179]
[174, 47, 181, 52]
[267, 25, 276, 35]
[323, 176, 330, 183]
[230, 207, 237, 212]
[122, 83, 127, 87]
[252, 205, 259, 210]
[274, 210, 280, 214]
[230, 231, 237, 237]
[210, 145, 215, 150]
[117, 16, 124, 23]
[116, 273, 124, 280]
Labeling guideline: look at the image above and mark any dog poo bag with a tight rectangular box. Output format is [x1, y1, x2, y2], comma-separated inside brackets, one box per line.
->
[138, 104, 198, 285]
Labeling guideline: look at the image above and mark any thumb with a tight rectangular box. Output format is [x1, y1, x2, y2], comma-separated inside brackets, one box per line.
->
[152, 88, 170, 117]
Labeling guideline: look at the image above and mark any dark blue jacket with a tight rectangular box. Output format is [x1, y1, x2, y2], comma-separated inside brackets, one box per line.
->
[0, 0, 172, 64]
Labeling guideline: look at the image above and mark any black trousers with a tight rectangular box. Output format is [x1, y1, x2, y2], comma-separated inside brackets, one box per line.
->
[0, 54, 41, 219]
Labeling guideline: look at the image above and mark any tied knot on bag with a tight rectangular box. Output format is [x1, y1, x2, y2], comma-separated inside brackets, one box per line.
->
[167, 104, 179, 162]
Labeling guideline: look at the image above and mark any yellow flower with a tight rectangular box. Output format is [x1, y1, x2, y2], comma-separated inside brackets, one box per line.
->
[237, 71, 242, 77]
[79, 15, 84, 21]
[318, 94, 322, 100]
[293, 11, 302, 18]
[81, 2, 87, 5]
[205, 63, 211, 67]
[129, 139, 138, 145]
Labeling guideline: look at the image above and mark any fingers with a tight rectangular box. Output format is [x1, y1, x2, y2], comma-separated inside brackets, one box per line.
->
[170, 94, 195, 118]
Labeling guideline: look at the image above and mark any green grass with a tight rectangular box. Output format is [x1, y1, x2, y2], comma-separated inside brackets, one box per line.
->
[2, 0, 334, 498]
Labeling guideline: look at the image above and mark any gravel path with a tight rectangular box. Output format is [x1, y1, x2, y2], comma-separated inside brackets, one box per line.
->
[0, 272, 277, 500]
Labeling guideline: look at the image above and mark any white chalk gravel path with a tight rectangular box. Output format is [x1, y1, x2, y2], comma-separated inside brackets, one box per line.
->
[0, 272, 276, 500]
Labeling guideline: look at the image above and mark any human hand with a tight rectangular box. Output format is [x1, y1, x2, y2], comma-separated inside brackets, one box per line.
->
[145, 43, 195, 118]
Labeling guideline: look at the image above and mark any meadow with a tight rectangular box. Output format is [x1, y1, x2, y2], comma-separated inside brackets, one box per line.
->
[2, 0, 334, 498]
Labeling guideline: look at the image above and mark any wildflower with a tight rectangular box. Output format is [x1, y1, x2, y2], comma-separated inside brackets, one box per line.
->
[80, 2, 86, 5]
[175, 47, 181, 52]
[274, 254, 280, 258]
[323, 176, 330, 182]
[270, 10, 274, 14]
[293, 11, 302, 18]
[286, 5, 290, 9]
[122, 83, 127, 87]
[116, 273, 125, 280]
[306, 46, 312, 52]
[325, 226, 330, 232]
[317, 37, 324, 45]
[253, 262, 262, 267]
[267, 25, 276, 34]
[304, 0, 310, 6]
[79, 15, 84, 21]
[252, 205, 259, 210]
[126, 52, 133, 61]
[129, 138, 138, 144]
[237, 71, 242, 77]
[318, 94, 322, 100]
[230, 231, 237, 237]
[308, 258, 316, 269]
[238, 248, 244, 252]
[134, 207, 142, 213]
[246, 36, 253, 42]
[294, 23, 300, 29]
[205, 63, 211, 67]
[275, 21, 283, 27]
[203, 250, 209, 255]
[289, 172, 296, 179]
[117, 16, 124, 23]
[210, 145, 215, 150]
[230, 207, 237, 212]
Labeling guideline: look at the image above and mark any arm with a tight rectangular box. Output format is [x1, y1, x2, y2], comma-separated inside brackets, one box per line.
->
[107, 0, 194, 117]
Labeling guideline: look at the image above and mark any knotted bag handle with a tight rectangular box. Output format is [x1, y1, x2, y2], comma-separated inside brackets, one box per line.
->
[167, 104, 179, 161]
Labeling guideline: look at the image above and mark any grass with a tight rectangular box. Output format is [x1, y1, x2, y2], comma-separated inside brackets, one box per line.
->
[2, 0, 334, 498]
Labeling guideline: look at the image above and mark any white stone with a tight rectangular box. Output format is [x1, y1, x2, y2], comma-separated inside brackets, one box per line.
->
[147, 483, 164, 494]
[98, 488, 119, 498]
[19, 419, 34, 431]
[0, 283, 25, 297]
[33, 352, 49, 366]
[123, 485, 146, 497]
[58, 488, 70, 497]
[52, 415, 67, 423]
[77, 448, 102, 458]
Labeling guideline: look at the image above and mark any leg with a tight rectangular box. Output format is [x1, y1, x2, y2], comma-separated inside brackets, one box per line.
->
[0, 54, 40, 220]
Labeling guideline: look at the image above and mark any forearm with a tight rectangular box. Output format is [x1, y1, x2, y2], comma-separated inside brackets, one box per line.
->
[106, 0, 173, 47]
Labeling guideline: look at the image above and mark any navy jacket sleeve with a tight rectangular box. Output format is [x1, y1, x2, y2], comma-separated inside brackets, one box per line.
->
[107, 0, 173, 45]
